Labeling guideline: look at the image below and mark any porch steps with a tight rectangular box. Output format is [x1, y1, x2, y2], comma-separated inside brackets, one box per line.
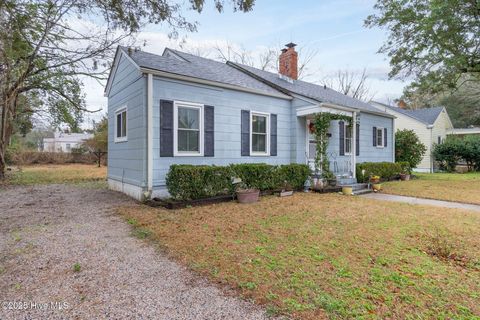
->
[342, 183, 373, 195]
[352, 188, 373, 195]
[336, 177, 357, 185]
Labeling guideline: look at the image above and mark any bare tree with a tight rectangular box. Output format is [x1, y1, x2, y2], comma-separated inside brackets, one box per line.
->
[323, 68, 375, 102]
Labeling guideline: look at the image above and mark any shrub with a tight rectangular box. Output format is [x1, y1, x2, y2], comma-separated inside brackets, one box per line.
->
[432, 139, 463, 172]
[277, 163, 310, 190]
[395, 129, 427, 169]
[356, 162, 402, 183]
[165, 163, 311, 200]
[230, 163, 279, 191]
[7, 151, 96, 166]
[165, 165, 233, 200]
[397, 161, 412, 174]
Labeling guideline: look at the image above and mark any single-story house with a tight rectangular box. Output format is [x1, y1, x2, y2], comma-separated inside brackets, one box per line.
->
[42, 132, 93, 153]
[371, 101, 454, 173]
[105, 43, 395, 200]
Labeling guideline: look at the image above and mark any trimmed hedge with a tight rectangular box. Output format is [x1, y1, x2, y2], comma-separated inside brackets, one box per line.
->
[165, 165, 234, 201]
[356, 162, 402, 183]
[166, 163, 310, 200]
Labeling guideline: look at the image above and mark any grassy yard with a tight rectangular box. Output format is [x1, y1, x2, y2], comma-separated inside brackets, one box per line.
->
[383, 172, 480, 205]
[2, 164, 107, 186]
[117, 193, 480, 319]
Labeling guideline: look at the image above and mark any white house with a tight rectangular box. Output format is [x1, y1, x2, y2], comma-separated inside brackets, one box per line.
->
[42, 132, 93, 153]
[371, 102, 454, 173]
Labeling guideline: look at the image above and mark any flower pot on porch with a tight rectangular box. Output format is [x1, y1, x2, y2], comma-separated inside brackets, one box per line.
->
[342, 186, 353, 195]
[236, 189, 260, 203]
[400, 173, 411, 181]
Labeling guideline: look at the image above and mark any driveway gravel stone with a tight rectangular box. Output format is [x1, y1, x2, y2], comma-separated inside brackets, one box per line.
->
[0, 184, 271, 319]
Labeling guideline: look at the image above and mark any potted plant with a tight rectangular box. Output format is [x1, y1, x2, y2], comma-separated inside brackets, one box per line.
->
[235, 182, 260, 203]
[323, 170, 337, 187]
[369, 175, 380, 184]
[399, 163, 411, 181]
[399, 170, 411, 181]
[369, 175, 382, 192]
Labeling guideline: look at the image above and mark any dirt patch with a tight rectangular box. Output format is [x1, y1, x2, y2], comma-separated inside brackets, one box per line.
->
[0, 184, 270, 320]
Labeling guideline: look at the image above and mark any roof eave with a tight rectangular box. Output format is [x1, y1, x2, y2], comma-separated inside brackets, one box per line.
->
[139, 67, 292, 100]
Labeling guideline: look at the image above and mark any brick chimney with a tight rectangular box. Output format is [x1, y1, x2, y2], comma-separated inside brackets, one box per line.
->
[397, 100, 407, 109]
[279, 43, 298, 80]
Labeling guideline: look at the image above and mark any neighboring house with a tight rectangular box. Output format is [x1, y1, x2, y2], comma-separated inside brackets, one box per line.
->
[447, 127, 480, 138]
[42, 132, 93, 153]
[105, 44, 395, 200]
[371, 102, 454, 173]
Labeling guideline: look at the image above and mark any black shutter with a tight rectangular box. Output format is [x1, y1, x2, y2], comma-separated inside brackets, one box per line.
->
[384, 128, 387, 147]
[339, 121, 345, 156]
[160, 100, 174, 157]
[241, 110, 250, 156]
[373, 126, 377, 147]
[270, 114, 277, 156]
[204, 105, 214, 157]
[356, 123, 360, 156]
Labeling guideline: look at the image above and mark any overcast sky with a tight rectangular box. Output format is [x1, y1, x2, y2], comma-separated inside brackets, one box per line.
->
[82, 0, 409, 128]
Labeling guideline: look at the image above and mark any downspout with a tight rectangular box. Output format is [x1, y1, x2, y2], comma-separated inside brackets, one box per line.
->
[147, 73, 153, 197]
[427, 124, 434, 173]
[352, 111, 356, 179]
[392, 118, 395, 162]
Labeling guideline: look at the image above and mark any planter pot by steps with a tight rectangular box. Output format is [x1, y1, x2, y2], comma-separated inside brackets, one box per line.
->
[372, 183, 382, 192]
[400, 173, 411, 181]
[342, 186, 353, 195]
[236, 189, 260, 203]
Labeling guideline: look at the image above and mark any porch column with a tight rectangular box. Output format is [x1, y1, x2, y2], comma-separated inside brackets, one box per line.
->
[352, 111, 356, 179]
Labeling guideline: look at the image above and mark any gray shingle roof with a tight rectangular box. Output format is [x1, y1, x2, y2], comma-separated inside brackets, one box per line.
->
[227, 62, 384, 114]
[372, 101, 443, 125]
[118, 47, 284, 96]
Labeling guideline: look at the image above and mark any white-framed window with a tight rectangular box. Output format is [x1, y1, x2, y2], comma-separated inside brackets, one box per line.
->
[250, 111, 270, 156]
[115, 107, 127, 142]
[344, 123, 352, 155]
[174, 101, 204, 156]
[376, 127, 384, 148]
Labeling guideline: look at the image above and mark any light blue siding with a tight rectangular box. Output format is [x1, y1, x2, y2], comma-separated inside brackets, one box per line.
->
[107, 54, 147, 187]
[326, 113, 394, 174]
[152, 77, 292, 186]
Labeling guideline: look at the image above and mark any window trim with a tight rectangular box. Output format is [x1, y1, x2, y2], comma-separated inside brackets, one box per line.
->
[250, 111, 270, 156]
[114, 106, 128, 143]
[344, 122, 352, 155]
[173, 100, 204, 157]
[376, 127, 385, 148]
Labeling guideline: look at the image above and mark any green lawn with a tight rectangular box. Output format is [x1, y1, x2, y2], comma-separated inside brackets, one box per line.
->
[2, 164, 107, 187]
[383, 172, 480, 205]
[118, 193, 480, 319]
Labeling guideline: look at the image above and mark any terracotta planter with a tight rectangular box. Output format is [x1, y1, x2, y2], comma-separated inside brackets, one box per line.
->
[236, 189, 260, 203]
[372, 183, 382, 192]
[400, 173, 411, 181]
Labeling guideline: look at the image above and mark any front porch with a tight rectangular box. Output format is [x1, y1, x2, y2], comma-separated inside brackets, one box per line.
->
[296, 102, 359, 185]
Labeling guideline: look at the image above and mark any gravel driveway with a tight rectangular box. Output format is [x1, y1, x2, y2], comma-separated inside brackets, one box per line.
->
[0, 185, 270, 320]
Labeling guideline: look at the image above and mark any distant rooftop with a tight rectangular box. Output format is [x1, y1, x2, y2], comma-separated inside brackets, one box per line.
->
[371, 101, 444, 125]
